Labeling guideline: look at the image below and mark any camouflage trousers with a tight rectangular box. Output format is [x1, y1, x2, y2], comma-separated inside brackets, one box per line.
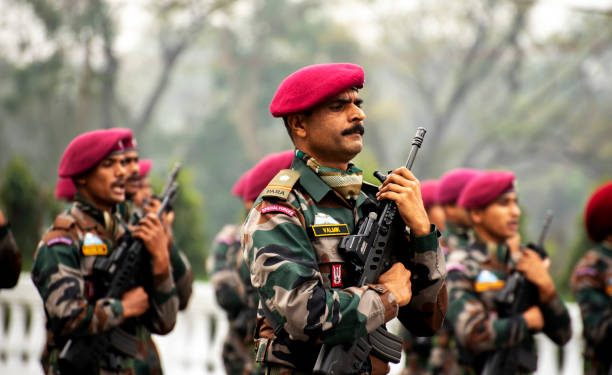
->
[222, 328, 262, 375]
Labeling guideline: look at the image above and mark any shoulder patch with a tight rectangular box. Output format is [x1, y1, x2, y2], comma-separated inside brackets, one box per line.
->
[261, 169, 300, 200]
[260, 204, 296, 217]
[46, 236, 73, 247]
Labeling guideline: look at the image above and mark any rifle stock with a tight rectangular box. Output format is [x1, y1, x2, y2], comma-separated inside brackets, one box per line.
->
[313, 127, 426, 374]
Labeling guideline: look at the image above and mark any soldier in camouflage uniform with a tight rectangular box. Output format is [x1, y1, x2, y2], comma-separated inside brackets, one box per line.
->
[211, 151, 293, 375]
[446, 171, 571, 374]
[438, 169, 481, 255]
[571, 181, 612, 375]
[32, 128, 179, 374]
[0, 209, 21, 289]
[242, 63, 447, 374]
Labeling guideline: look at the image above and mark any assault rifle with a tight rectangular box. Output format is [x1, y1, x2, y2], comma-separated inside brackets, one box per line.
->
[481, 210, 553, 375]
[58, 167, 180, 374]
[313, 127, 427, 375]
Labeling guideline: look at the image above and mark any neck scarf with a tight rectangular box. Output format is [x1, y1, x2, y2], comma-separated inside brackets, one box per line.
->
[296, 150, 363, 200]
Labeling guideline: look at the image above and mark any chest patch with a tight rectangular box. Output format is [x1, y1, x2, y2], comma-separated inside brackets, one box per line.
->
[331, 264, 343, 288]
[82, 232, 108, 256]
[607, 276, 612, 296]
[474, 269, 505, 293]
[311, 224, 350, 237]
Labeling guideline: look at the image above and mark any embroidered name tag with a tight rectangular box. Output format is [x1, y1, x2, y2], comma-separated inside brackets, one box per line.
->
[311, 224, 350, 237]
[82, 232, 108, 256]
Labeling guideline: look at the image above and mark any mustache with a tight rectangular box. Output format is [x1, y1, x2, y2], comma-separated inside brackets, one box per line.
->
[111, 179, 125, 188]
[341, 123, 365, 136]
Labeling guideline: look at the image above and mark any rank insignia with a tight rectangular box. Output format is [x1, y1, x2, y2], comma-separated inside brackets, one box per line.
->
[82, 232, 108, 256]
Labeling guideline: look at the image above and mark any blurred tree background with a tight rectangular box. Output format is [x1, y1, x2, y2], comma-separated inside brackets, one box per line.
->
[0, 0, 610, 287]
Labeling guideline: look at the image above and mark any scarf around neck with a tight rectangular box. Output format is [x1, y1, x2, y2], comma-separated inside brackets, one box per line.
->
[296, 149, 363, 200]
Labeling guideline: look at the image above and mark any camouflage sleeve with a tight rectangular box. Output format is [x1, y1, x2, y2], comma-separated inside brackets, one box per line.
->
[169, 244, 193, 310]
[31, 242, 125, 336]
[445, 253, 529, 354]
[210, 229, 249, 317]
[396, 226, 447, 336]
[0, 224, 21, 289]
[243, 199, 398, 346]
[571, 255, 612, 347]
[146, 257, 179, 335]
[540, 294, 572, 345]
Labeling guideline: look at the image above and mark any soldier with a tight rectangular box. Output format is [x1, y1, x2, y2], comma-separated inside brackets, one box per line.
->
[242, 63, 447, 374]
[438, 168, 481, 254]
[446, 171, 571, 374]
[571, 181, 612, 375]
[211, 150, 293, 375]
[31, 128, 178, 374]
[399, 179, 444, 375]
[0, 209, 21, 289]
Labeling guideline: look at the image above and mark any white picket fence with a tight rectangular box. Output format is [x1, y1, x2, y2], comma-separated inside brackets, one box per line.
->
[0, 274, 585, 375]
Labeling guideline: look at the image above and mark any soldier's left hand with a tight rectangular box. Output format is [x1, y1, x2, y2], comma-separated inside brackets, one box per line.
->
[133, 213, 170, 275]
[516, 249, 556, 303]
[377, 167, 430, 236]
[144, 198, 175, 247]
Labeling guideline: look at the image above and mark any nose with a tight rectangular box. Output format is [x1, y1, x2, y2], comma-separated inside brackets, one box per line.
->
[350, 104, 366, 123]
[511, 202, 521, 217]
[116, 161, 127, 178]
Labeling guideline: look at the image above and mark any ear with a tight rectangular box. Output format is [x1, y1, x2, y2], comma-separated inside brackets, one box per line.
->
[469, 208, 483, 225]
[287, 114, 307, 139]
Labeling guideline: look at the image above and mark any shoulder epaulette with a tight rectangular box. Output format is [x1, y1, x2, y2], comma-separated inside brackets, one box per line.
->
[261, 169, 300, 200]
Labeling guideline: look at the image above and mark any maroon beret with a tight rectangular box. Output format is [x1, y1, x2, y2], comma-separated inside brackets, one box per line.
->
[421, 180, 440, 209]
[438, 168, 482, 205]
[138, 159, 153, 178]
[269, 63, 364, 117]
[231, 170, 251, 199]
[458, 171, 515, 209]
[54, 177, 76, 201]
[58, 128, 133, 178]
[584, 181, 612, 242]
[243, 150, 295, 202]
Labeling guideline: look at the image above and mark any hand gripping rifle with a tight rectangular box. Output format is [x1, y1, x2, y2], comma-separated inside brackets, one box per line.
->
[313, 127, 427, 375]
[58, 168, 180, 374]
[481, 210, 553, 375]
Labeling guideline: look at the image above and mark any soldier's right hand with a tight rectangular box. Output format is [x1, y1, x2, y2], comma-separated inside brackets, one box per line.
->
[522, 305, 544, 331]
[378, 262, 412, 306]
[121, 287, 150, 318]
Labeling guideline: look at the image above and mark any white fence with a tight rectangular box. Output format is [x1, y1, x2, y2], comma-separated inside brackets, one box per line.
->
[0, 274, 584, 374]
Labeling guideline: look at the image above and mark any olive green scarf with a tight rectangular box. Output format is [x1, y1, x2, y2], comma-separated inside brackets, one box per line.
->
[296, 150, 363, 200]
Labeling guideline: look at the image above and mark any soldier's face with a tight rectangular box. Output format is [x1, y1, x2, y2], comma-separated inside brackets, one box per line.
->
[294, 89, 366, 167]
[471, 191, 521, 243]
[123, 150, 140, 197]
[444, 204, 472, 227]
[77, 154, 127, 210]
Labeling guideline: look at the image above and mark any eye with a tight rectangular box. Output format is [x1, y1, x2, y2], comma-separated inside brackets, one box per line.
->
[329, 102, 344, 111]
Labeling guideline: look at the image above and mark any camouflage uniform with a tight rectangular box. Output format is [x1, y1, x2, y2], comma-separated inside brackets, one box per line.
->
[571, 241, 612, 375]
[31, 197, 179, 374]
[210, 224, 260, 375]
[0, 221, 21, 289]
[446, 239, 571, 374]
[242, 155, 447, 373]
[441, 222, 471, 256]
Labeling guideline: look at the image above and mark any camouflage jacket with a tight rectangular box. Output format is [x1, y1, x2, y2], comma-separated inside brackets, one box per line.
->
[31, 198, 179, 374]
[242, 156, 447, 371]
[446, 239, 571, 372]
[442, 222, 472, 256]
[210, 224, 258, 333]
[0, 223, 21, 288]
[571, 241, 612, 375]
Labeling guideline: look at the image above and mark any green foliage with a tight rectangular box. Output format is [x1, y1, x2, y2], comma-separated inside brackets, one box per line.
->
[0, 157, 48, 270]
[155, 167, 208, 280]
